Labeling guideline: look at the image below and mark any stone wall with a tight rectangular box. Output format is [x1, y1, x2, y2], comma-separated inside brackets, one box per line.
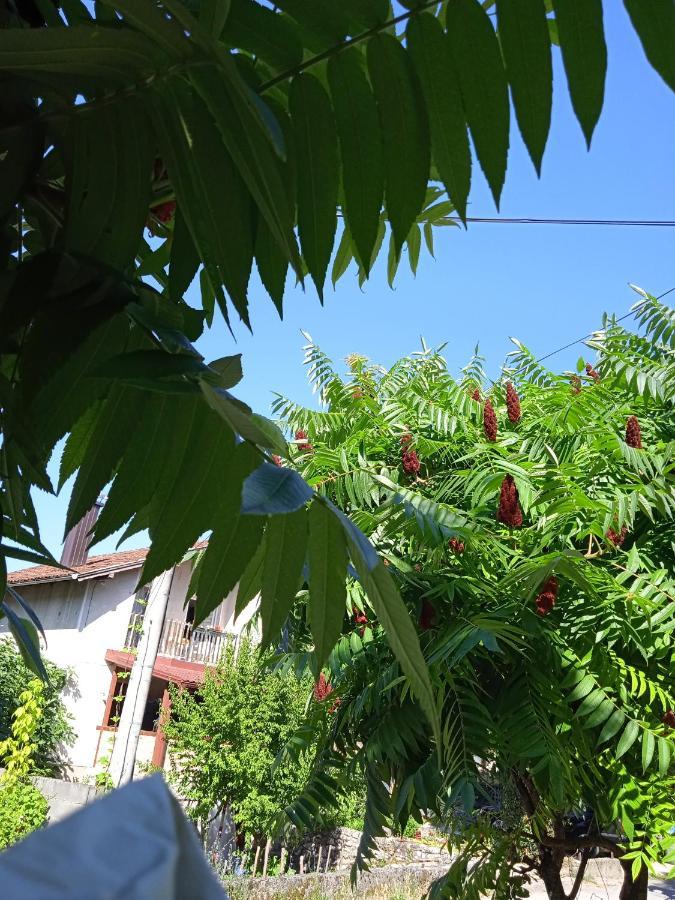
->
[32, 775, 100, 824]
[292, 826, 451, 872]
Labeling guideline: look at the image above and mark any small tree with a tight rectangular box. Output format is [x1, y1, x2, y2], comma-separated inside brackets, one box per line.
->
[0, 678, 49, 849]
[164, 639, 313, 844]
[274, 296, 675, 899]
[0, 638, 74, 777]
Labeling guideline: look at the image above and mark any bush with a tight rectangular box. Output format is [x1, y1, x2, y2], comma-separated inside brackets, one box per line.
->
[0, 639, 74, 776]
[0, 781, 48, 850]
[164, 639, 314, 841]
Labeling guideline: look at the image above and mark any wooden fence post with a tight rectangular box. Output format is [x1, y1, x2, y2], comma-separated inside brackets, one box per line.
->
[262, 837, 272, 877]
[316, 846, 322, 872]
[299, 854, 305, 875]
[325, 845, 332, 872]
[280, 847, 287, 874]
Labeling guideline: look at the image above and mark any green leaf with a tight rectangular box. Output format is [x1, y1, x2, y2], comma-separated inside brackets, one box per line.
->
[93, 350, 206, 380]
[0, 111, 43, 220]
[152, 79, 254, 327]
[641, 729, 655, 772]
[235, 532, 267, 622]
[346, 537, 440, 750]
[0, 23, 167, 82]
[657, 737, 671, 776]
[446, 0, 509, 207]
[367, 33, 430, 253]
[1, 605, 47, 681]
[289, 74, 339, 298]
[576, 688, 605, 718]
[308, 500, 348, 668]
[93, 393, 186, 543]
[616, 719, 640, 758]
[623, 0, 675, 92]
[200, 383, 285, 451]
[328, 47, 384, 271]
[406, 14, 471, 223]
[206, 355, 243, 390]
[553, 0, 607, 147]
[496, 0, 552, 174]
[193, 443, 265, 623]
[260, 508, 308, 649]
[567, 673, 595, 702]
[66, 384, 147, 531]
[331, 226, 354, 286]
[241, 463, 313, 515]
[255, 217, 288, 317]
[169, 207, 200, 301]
[140, 406, 236, 584]
[596, 708, 626, 747]
[223, 0, 303, 72]
[189, 61, 301, 277]
[583, 697, 614, 728]
[201, 0, 231, 35]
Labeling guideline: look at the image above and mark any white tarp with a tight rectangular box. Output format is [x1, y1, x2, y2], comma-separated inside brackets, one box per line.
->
[0, 775, 228, 899]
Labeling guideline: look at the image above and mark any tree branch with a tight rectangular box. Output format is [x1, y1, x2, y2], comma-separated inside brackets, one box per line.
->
[257, 0, 442, 94]
[539, 833, 623, 856]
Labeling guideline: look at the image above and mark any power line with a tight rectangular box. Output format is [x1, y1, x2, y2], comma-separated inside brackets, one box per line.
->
[454, 217, 675, 227]
[499, 287, 675, 382]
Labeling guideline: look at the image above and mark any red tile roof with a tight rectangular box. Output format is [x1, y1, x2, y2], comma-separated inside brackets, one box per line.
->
[7, 547, 150, 586]
[7, 540, 208, 586]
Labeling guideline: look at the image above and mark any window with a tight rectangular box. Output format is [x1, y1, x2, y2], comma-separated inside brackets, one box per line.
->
[103, 672, 166, 733]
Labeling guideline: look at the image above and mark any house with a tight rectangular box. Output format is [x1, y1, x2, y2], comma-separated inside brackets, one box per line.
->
[1, 511, 256, 781]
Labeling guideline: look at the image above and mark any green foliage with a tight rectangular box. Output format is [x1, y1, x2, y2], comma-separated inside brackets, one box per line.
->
[0, 676, 49, 849]
[164, 638, 314, 839]
[0, 0, 672, 689]
[0, 780, 48, 851]
[274, 298, 675, 891]
[0, 639, 73, 777]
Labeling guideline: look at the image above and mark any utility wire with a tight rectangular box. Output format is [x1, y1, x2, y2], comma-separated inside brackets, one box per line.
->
[453, 217, 675, 227]
[505, 287, 675, 379]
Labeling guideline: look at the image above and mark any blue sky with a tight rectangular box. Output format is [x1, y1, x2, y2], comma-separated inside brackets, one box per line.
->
[18, 4, 675, 570]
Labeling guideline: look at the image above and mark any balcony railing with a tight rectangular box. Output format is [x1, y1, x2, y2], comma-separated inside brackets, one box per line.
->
[124, 613, 239, 665]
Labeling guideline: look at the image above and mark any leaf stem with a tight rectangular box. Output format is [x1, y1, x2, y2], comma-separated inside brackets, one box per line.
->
[256, 0, 443, 94]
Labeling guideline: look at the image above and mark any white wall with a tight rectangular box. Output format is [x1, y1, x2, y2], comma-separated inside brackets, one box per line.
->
[1, 570, 140, 779]
[2, 560, 261, 780]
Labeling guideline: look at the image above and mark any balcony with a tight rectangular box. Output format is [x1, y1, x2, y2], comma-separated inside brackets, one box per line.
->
[124, 613, 238, 666]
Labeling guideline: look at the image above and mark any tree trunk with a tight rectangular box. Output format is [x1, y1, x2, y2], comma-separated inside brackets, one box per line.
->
[619, 860, 648, 900]
[539, 848, 567, 900]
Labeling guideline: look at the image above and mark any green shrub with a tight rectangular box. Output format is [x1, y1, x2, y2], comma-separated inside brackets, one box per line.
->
[0, 639, 74, 776]
[164, 639, 314, 840]
[0, 781, 48, 850]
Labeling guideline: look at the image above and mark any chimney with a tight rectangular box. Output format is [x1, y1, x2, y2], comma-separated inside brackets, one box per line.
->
[60, 498, 104, 568]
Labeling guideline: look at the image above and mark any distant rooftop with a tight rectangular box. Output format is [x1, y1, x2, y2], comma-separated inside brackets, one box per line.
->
[7, 547, 150, 586]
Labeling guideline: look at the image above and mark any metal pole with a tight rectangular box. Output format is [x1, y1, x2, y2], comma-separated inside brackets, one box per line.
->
[108, 568, 174, 787]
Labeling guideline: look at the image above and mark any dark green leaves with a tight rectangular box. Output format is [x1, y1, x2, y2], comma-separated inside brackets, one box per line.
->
[406, 14, 470, 223]
[624, 0, 675, 92]
[553, 0, 607, 147]
[152, 78, 254, 327]
[192, 443, 265, 624]
[241, 463, 313, 515]
[308, 500, 348, 668]
[260, 508, 308, 649]
[140, 402, 236, 584]
[367, 33, 430, 254]
[289, 74, 339, 298]
[346, 535, 440, 749]
[496, 0, 552, 174]
[328, 48, 384, 272]
[446, 0, 509, 207]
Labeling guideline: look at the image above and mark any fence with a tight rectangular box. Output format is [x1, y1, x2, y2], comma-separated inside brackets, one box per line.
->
[124, 613, 239, 665]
